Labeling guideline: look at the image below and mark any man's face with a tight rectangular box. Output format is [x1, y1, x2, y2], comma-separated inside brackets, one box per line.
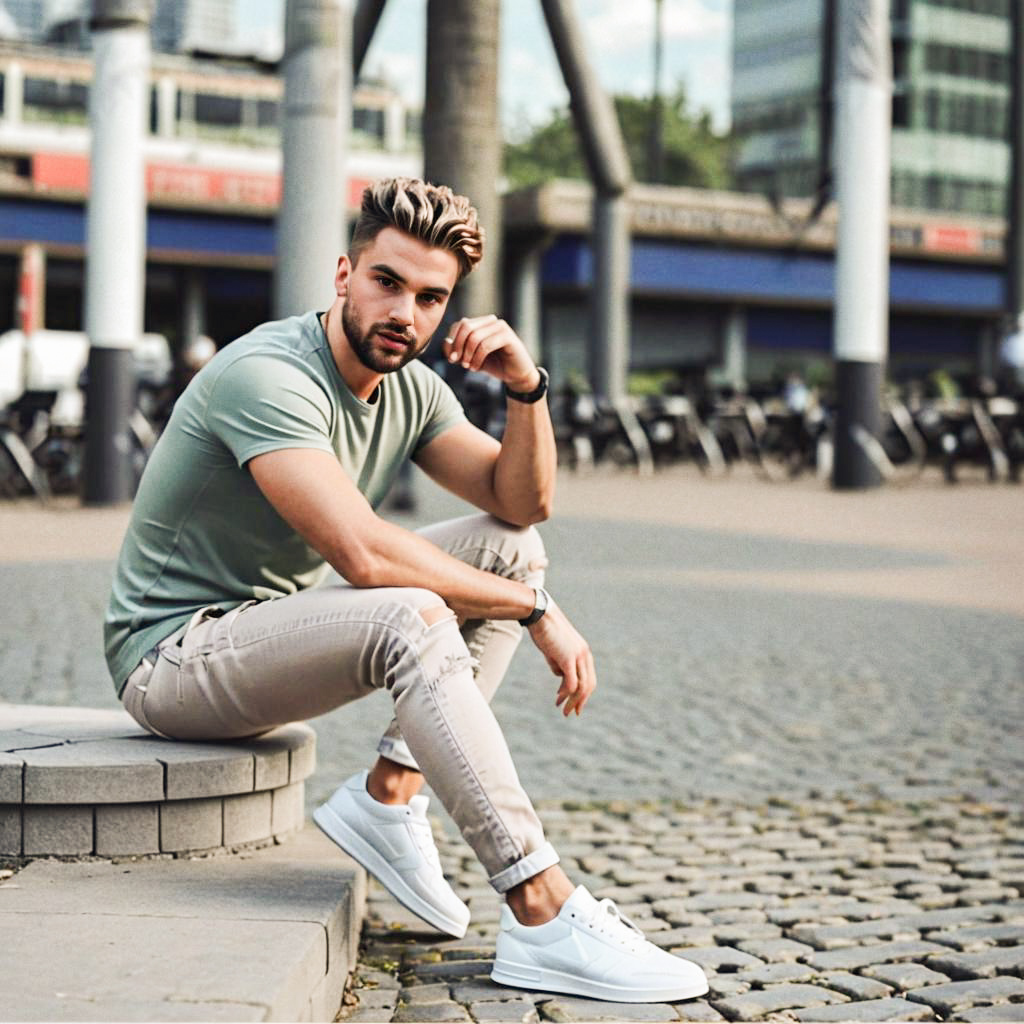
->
[338, 227, 459, 375]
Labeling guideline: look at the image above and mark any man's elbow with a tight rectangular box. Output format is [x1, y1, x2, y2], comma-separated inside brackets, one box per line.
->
[502, 498, 552, 527]
[332, 540, 385, 588]
[527, 498, 553, 525]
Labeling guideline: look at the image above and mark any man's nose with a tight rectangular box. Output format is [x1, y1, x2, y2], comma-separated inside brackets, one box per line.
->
[388, 292, 415, 326]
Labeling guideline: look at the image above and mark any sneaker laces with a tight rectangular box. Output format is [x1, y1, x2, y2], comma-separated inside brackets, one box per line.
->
[582, 898, 647, 951]
[407, 812, 444, 874]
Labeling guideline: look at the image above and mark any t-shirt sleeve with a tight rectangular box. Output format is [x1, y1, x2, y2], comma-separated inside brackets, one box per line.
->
[413, 369, 468, 453]
[206, 355, 335, 467]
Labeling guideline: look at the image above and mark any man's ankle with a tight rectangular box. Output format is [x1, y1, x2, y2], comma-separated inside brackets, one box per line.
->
[366, 757, 423, 805]
[505, 866, 575, 927]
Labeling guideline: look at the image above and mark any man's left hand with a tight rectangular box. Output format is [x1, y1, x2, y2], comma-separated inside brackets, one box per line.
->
[444, 315, 539, 393]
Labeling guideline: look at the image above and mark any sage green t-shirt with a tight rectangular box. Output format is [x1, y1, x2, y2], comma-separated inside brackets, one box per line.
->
[104, 310, 466, 694]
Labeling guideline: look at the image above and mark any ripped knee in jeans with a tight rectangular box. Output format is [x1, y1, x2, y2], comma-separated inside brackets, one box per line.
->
[419, 603, 457, 628]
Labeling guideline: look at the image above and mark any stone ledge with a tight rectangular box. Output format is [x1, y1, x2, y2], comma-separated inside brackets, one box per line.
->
[0, 704, 315, 858]
[0, 824, 367, 1023]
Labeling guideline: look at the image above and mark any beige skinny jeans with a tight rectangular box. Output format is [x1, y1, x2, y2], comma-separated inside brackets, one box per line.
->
[121, 514, 558, 892]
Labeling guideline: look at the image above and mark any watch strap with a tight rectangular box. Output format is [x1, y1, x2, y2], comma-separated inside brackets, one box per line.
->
[505, 366, 549, 404]
[518, 586, 550, 626]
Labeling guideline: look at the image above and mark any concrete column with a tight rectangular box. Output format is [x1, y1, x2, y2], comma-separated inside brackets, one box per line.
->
[539, 0, 633, 403]
[831, 0, 892, 490]
[3, 61, 23, 125]
[423, 0, 502, 329]
[83, 0, 151, 505]
[720, 304, 747, 391]
[978, 321, 998, 379]
[383, 95, 405, 153]
[508, 241, 545, 363]
[591, 193, 630, 401]
[17, 243, 46, 335]
[275, 0, 350, 318]
[156, 75, 176, 137]
[180, 268, 206, 350]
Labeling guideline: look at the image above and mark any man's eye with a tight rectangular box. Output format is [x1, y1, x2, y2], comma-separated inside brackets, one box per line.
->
[377, 276, 396, 289]
[420, 294, 440, 306]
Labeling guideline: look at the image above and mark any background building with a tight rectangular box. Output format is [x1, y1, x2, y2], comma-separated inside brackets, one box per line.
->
[731, 0, 1012, 218]
[0, 0, 45, 42]
[0, 39, 421, 352]
[151, 0, 237, 57]
[40, 0, 243, 58]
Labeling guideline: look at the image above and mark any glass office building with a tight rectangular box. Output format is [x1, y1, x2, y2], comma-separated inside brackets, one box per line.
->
[731, 0, 1012, 216]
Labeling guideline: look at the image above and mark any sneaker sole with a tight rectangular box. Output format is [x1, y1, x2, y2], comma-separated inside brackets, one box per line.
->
[491, 958, 709, 1003]
[313, 801, 469, 939]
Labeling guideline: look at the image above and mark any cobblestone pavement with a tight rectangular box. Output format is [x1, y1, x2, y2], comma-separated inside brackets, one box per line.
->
[342, 796, 1024, 1023]
[1, 467, 1022, 1021]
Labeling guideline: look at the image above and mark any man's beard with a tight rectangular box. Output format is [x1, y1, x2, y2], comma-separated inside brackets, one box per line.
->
[342, 302, 426, 374]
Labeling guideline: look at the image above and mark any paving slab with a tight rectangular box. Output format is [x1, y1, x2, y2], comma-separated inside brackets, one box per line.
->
[793, 996, 937, 1021]
[0, 824, 366, 1022]
[905, 976, 1024, 1015]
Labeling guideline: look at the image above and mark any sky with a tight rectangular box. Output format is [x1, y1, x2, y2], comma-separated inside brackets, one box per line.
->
[235, 0, 734, 135]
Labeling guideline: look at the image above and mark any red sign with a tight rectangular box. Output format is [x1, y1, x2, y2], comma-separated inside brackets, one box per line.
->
[31, 151, 371, 212]
[922, 224, 982, 255]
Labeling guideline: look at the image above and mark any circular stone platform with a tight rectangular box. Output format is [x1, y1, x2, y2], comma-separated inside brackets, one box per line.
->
[0, 704, 316, 859]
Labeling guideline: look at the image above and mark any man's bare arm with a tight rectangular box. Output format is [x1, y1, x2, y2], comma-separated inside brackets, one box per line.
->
[247, 447, 595, 715]
[416, 316, 556, 527]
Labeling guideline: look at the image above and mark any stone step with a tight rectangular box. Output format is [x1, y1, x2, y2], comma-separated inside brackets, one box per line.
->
[0, 704, 316, 857]
[0, 823, 366, 1022]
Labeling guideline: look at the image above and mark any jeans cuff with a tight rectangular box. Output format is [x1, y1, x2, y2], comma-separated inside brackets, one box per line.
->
[376, 735, 420, 771]
[488, 841, 560, 894]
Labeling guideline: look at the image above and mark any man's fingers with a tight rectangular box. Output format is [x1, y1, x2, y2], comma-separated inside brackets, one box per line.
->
[556, 662, 579, 716]
[571, 652, 596, 716]
[445, 316, 499, 366]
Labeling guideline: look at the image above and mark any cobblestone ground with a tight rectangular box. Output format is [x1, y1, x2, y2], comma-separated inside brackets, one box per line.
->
[1, 468, 1022, 1021]
[342, 796, 1024, 1024]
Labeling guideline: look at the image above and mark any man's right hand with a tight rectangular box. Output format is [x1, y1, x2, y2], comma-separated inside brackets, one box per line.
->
[526, 600, 596, 717]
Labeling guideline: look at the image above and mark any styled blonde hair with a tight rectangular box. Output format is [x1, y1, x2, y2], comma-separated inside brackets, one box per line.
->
[349, 177, 484, 279]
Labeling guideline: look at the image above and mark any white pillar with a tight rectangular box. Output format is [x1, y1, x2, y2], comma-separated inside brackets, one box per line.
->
[832, 0, 892, 490]
[83, 0, 151, 504]
[720, 305, 747, 391]
[4, 61, 23, 125]
[156, 75, 177, 138]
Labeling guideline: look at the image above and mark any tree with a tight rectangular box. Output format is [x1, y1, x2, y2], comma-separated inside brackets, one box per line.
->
[505, 86, 733, 191]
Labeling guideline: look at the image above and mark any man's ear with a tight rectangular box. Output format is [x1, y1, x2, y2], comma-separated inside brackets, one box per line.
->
[335, 254, 352, 297]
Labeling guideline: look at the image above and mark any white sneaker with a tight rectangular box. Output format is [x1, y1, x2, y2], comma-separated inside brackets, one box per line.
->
[313, 770, 470, 938]
[491, 885, 709, 1003]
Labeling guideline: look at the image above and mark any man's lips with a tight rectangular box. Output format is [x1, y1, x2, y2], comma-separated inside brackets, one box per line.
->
[376, 329, 412, 351]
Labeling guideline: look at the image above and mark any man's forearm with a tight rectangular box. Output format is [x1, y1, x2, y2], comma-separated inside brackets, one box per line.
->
[491, 394, 558, 525]
[344, 516, 538, 621]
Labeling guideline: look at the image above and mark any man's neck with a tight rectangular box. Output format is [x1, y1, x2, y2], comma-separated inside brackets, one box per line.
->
[322, 305, 382, 402]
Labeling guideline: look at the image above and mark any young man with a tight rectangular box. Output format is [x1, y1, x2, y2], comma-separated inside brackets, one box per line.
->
[105, 178, 708, 1004]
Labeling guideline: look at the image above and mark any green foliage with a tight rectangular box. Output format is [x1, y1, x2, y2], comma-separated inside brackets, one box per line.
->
[504, 86, 733, 190]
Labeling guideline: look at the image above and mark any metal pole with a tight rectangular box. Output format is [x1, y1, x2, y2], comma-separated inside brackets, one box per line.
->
[539, 0, 632, 404]
[83, 0, 151, 505]
[353, 0, 387, 78]
[275, 0, 350, 318]
[831, 0, 892, 490]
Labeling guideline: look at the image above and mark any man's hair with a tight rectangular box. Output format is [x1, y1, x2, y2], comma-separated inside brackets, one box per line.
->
[349, 177, 484, 279]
